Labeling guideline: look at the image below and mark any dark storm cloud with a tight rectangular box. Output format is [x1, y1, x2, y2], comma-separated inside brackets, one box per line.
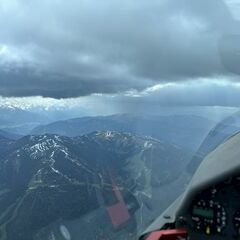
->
[0, 68, 147, 98]
[0, 0, 239, 98]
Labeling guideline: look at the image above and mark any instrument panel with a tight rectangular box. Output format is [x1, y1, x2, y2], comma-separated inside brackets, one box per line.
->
[177, 175, 240, 239]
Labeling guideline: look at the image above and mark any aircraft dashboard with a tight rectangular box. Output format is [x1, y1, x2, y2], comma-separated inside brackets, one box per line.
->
[176, 174, 240, 239]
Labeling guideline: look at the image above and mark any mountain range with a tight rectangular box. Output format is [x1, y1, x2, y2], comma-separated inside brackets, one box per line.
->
[0, 131, 190, 240]
[31, 114, 215, 153]
[0, 107, 50, 136]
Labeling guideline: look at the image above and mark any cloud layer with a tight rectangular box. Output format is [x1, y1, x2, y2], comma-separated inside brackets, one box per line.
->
[0, 0, 240, 99]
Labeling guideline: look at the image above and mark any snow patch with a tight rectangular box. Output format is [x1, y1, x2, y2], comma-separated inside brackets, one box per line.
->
[144, 141, 153, 149]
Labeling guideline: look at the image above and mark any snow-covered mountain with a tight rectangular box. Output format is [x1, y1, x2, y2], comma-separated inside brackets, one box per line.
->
[31, 114, 215, 152]
[0, 131, 190, 240]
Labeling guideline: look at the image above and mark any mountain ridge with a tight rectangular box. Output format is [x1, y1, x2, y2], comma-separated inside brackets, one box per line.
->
[31, 114, 215, 152]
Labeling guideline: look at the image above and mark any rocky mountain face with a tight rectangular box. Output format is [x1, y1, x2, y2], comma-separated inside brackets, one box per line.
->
[31, 114, 215, 153]
[0, 131, 189, 240]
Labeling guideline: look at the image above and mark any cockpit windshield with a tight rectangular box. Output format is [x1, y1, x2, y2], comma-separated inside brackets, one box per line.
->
[0, 0, 239, 239]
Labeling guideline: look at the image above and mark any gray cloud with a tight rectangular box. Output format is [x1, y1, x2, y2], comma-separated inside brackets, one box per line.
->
[1, 80, 240, 120]
[92, 80, 240, 115]
[0, 0, 239, 98]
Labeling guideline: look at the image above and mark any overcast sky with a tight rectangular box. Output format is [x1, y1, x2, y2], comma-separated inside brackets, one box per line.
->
[0, 0, 240, 111]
